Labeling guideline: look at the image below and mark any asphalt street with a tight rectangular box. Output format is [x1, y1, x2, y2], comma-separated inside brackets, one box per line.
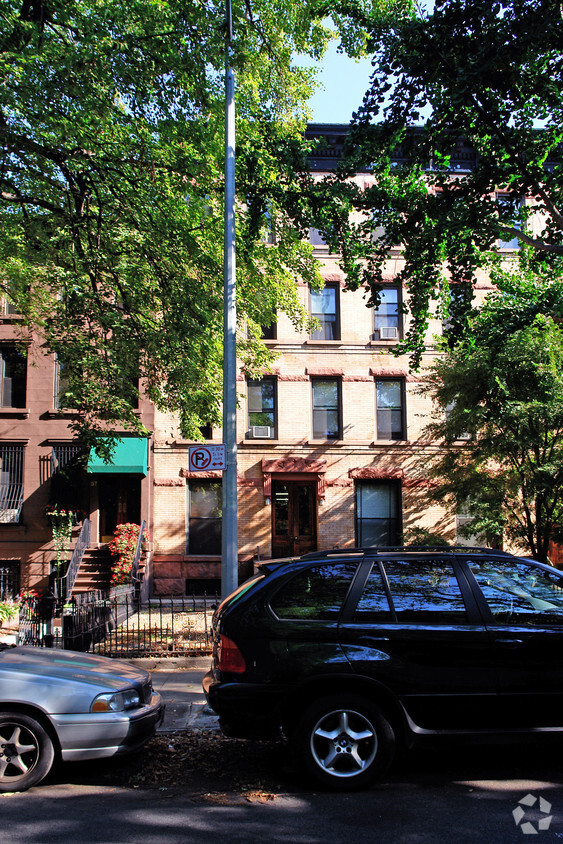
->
[2, 662, 563, 844]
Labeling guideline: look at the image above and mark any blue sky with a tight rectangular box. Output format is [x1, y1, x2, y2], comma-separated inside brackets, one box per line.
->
[301, 42, 374, 124]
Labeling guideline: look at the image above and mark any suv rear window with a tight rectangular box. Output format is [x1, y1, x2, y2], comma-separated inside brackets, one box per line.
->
[270, 562, 358, 620]
[382, 558, 468, 624]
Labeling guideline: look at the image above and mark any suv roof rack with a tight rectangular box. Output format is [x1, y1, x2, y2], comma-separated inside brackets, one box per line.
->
[297, 545, 516, 561]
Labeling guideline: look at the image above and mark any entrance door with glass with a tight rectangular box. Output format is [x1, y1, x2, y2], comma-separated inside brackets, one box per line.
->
[272, 480, 317, 558]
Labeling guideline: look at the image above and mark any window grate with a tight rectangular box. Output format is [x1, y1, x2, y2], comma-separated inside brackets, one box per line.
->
[0, 445, 24, 523]
[51, 444, 83, 475]
[0, 560, 20, 599]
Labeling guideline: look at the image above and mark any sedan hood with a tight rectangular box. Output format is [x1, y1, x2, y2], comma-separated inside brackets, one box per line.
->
[0, 646, 149, 691]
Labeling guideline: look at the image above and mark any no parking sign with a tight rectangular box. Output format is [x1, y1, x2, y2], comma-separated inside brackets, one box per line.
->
[188, 444, 227, 472]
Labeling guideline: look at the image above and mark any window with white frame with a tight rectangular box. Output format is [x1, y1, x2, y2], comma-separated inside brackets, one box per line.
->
[375, 379, 405, 440]
[355, 482, 401, 547]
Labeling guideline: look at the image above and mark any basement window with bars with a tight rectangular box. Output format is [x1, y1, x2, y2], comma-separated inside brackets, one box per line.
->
[0, 445, 24, 523]
[0, 560, 20, 599]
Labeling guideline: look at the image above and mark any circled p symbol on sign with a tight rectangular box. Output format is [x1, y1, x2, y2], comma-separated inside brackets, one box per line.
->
[191, 448, 212, 470]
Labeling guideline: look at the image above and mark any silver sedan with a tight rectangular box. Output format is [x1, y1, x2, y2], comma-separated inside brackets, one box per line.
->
[0, 645, 164, 792]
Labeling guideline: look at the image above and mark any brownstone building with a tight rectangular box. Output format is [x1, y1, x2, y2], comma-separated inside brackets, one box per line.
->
[0, 300, 154, 598]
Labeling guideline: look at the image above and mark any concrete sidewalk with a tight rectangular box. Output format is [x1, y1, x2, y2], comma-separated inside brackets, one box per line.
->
[130, 657, 220, 733]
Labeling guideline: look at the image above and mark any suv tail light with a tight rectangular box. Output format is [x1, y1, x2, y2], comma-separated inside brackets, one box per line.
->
[217, 634, 246, 673]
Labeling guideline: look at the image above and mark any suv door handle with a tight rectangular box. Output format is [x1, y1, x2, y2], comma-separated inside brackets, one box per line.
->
[358, 636, 390, 644]
[494, 638, 524, 647]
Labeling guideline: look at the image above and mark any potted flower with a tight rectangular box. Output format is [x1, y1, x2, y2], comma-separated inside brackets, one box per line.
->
[46, 506, 75, 570]
[109, 523, 150, 586]
[0, 599, 18, 629]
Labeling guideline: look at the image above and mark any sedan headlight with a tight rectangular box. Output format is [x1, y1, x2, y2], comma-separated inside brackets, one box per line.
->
[90, 689, 141, 712]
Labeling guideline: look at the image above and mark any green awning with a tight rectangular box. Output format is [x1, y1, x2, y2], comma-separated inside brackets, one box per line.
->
[87, 437, 148, 476]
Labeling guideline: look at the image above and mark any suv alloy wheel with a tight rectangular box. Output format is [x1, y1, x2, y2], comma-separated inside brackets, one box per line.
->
[291, 694, 395, 789]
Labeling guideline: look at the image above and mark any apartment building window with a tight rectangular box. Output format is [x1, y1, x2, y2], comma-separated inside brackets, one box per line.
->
[0, 346, 26, 408]
[247, 377, 276, 439]
[53, 356, 70, 410]
[0, 445, 24, 523]
[187, 481, 222, 555]
[0, 560, 19, 599]
[309, 228, 327, 247]
[373, 287, 401, 340]
[355, 482, 401, 546]
[497, 193, 523, 250]
[261, 315, 277, 340]
[312, 378, 342, 440]
[51, 444, 84, 513]
[0, 295, 18, 316]
[375, 379, 405, 440]
[311, 283, 340, 340]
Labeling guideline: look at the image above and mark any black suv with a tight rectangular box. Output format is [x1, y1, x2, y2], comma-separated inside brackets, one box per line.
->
[203, 546, 563, 788]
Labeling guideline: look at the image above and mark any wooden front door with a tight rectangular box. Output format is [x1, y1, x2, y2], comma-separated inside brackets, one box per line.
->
[272, 480, 317, 558]
[99, 476, 141, 542]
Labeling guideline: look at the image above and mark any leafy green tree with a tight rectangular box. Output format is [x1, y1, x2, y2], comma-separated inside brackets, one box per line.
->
[315, 0, 563, 364]
[0, 0, 399, 452]
[424, 271, 563, 562]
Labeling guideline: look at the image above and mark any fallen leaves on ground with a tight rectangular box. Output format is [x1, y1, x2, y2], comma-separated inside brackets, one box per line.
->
[69, 730, 295, 801]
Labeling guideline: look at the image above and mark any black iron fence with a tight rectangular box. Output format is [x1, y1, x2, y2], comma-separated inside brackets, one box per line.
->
[18, 590, 218, 657]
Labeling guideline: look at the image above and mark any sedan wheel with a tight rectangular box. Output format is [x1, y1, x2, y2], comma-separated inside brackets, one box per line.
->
[0, 712, 55, 793]
[292, 694, 395, 789]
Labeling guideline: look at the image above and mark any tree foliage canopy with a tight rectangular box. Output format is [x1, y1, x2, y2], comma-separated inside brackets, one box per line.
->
[0, 0, 395, 451]
[424, 268, 563, 562]
[315, 0, 563, 364]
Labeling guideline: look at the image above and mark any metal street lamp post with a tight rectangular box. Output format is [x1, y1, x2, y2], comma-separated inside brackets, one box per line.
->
[222, 0, 238, 599]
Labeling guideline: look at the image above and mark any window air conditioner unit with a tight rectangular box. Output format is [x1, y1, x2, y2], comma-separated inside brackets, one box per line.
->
[379, 326, 399, 340]
[251, 426, 273, 438]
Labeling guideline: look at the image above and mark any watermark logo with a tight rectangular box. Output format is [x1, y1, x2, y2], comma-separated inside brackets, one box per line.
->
[513, 793, 553, 835]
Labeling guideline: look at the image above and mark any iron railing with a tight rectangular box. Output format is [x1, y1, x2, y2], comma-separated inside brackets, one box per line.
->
[130, 519, 146, 585]
[18, 590, 218, 656]
[59, 517, 91, 602]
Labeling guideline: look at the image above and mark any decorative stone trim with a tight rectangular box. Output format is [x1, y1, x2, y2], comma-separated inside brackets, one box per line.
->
[305, 367, 345, 376]
[154, 478, 185, 487]
[369, 367, 409, 378]
[180, 468, 223, 479]
[348, 467, 405, 480]
[326, 477, 354, 488]
[262, 456, 327, 500]
[277, 374, 310, 381]
[342, 375, 373, 382]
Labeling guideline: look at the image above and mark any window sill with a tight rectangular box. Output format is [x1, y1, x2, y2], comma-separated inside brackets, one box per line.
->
[44, 409, 77, 419]
[371, 439, 410, 446]
[241, 438, 281, 445]
[368, 339, 402, 346]
[0, 408, 29, 419]
[308, 438, 343, 445]
[305, 339, 343, 346]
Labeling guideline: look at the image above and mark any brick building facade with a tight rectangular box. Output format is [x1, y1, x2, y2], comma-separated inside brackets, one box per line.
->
[150, 125, 497, 595]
